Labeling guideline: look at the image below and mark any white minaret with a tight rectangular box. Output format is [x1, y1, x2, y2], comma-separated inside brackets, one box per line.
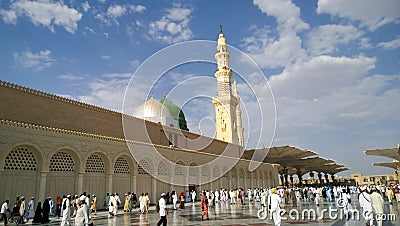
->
[234, 76, 244, 147]
[212, 26, 241, 145]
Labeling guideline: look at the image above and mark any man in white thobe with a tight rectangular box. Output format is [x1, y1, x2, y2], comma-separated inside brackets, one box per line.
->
[108, 194, 117, 217]
[61, 195, 71, 226]
[370, 187, 384, 226]
[157, 193, 167, 226]
[191, 190, 196, 203]
[359, 186, 373, 226]
[268, 188, 281, 226]
[229, 190, 235, 204]
[385, 186, 394, 204]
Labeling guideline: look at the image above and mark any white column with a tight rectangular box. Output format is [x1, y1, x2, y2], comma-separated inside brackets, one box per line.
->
[77, 172, 84, 193]
[38, 171, 48, 201]
[152, 177, 157, 204]
[132, 175, 137, 193]
[107, 173, 113, 193]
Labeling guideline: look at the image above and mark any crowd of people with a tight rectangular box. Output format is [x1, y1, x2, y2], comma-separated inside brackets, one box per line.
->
[1, 184, 399, 226]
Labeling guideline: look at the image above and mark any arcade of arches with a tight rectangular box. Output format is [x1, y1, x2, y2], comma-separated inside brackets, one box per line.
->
[0, 119, 278, 207]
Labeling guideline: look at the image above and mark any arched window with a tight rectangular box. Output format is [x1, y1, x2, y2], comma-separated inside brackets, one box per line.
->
[157, 161, 169, 176]
[138, 159, 151, 175]
[85, 154, 105, 173]
[189, 163, 197, 177]
[114, 157, 130, 174]
[4, 147, 37, 171]
[202, 165, 210, 177]
[174, 161, 184, 176]
[50, 151, 75, 172]
[212, 165, 220, 178]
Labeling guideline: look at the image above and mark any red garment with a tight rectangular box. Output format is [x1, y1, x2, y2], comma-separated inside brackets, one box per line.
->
[201, 196, 209, 219]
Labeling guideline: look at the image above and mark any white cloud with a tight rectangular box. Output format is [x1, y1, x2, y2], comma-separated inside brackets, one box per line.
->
[59, 73, 84, 80]
[270, 55, 376, 100]
[307, 24, 363, 55]
[129, 5, 146, 13]
[148, 6, 193, 43]
[377, 37, 400, 50]
[317, 0, 400, 31]
[96, 4, 146, 26]
[75, 74, 149, 114]
[82, 26, 95, 35]
[263, 55, 400, 154]
[101, 55, 111, 59]
[82, 2, 90, 12]
[107, 5, 127, 19]
[242, 27, 307, 68]
[14, 50, 55, 71]
[358, 37, 373, 49]
[253, 0, 309, 32]
[1, 0, 82, 33]
[130, 60, 141, 69]
[243, 0, 309, 69]
[0, 9, 17, 24]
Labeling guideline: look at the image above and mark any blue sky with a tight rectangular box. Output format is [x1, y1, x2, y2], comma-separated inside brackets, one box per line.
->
[1, 0, 399, 176]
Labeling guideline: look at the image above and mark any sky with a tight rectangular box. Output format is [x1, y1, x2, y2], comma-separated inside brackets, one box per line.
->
[1, 0, 399, 177]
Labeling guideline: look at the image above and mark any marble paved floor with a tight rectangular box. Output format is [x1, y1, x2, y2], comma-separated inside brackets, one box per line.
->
[22, 195, 399, 225]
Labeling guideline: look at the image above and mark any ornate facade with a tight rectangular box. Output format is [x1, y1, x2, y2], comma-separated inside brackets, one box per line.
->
[0, 81, 277, 207]
[0, 29, 277, 206]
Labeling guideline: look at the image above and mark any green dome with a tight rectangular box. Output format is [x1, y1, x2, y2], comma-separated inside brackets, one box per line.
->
[160, 98, 189, 131]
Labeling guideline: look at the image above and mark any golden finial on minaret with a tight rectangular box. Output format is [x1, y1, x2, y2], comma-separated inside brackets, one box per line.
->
[163, 90, 167, 100]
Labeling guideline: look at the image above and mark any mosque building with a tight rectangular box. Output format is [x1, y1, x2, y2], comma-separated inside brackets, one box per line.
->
[0, 28, 278, 205]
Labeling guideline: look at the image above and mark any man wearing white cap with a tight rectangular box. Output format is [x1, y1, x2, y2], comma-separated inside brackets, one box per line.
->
[358, 186, 373, 226]
[157, 193, 167, 226]
[61, 195, 71, 226]
[370, 186, 384, 226]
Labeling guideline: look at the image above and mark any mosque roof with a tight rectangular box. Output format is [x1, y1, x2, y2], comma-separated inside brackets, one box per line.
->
[160, 98, 189, 131]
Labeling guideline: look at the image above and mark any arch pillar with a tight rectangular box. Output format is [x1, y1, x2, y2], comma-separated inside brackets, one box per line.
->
[38, 171, 48, 201]
[107, 173, 113, 193]
[244, 176, 247, 190]
[229, 173, 233, 189]
[152, 177, 157, 203]
[77, 172, 84, 193]
[132, 175, 137, 193]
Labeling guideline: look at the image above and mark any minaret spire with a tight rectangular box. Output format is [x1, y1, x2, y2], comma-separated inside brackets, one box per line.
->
[234, 75, 238, 95]
[219, 24, 223, 34]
